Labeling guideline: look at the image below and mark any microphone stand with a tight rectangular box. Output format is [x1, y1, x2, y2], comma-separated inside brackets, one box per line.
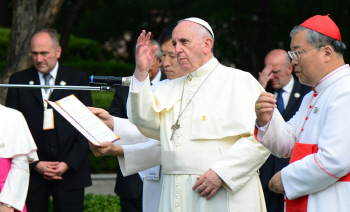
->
[0, 84, 113, 91]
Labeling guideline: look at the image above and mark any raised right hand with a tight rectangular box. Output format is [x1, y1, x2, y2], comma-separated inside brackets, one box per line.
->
[134, 30, 158, 81]
[258, 65, 273, 89]
[255, 92, 276, 126]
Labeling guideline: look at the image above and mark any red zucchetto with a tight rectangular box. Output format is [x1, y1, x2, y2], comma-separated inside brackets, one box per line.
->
[300, 14, 342, 41]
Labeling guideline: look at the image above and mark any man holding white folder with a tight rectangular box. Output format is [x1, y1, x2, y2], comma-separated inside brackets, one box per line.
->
[89, 23, 185, 212]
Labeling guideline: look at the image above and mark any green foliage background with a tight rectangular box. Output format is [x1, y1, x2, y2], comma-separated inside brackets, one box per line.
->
[83, 194, 121, 212]
[0, 27, 10, 73]
[49, 194, 121, 212]
[54, 0, 350, 77]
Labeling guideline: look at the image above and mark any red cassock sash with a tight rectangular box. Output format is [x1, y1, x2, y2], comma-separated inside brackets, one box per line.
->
[286, 143, 350, 212]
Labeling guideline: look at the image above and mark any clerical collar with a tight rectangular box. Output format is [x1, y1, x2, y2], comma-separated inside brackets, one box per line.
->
[189, 57, 216, 77]
[312, 64, 350, 95]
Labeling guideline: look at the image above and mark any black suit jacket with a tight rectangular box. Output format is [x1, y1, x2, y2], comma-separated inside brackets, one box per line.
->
[260, 77, 311, 212]
[109, 72, 167, 200]
[6, 66, 92, 191]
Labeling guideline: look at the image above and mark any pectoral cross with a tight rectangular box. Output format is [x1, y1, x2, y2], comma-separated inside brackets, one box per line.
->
[170, 119, 180, 141]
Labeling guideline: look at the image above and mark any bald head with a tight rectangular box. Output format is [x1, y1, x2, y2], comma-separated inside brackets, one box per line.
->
[265, 50, 291, 67]
[265, 49, 293, 90]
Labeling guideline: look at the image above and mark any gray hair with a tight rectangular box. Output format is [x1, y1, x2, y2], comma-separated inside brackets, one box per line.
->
[283, 51, 292, 67]
[177, 20, 214, 53]
[149, 39, 162, 59]
[290, 26, 346, 55]
[33, 29, 60, 47]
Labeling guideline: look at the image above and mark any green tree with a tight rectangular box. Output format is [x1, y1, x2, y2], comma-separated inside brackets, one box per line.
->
[0, 0, 66, 104]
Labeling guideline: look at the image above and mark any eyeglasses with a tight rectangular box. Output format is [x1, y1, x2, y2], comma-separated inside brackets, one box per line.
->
[288, 46, 325, 60]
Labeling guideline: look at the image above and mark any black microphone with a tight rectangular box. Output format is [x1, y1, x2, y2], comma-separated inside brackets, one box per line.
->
[89, 76, 132, 86]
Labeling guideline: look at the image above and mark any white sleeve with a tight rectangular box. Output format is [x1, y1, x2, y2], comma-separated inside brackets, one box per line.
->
[211, 132, 270, 193]
[118, 139, 161, 176]
[131, 75, 149, 92]
[282, 90, 350, 199]
[0, 155, 29, 211]
[257, 110, 296, 158]
[112, 116, 148, 145]
[127, 75, 161, 132]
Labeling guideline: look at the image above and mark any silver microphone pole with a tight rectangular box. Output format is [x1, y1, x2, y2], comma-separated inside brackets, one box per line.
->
[0, 84, 113, 91]
[0, 76, 132, 91]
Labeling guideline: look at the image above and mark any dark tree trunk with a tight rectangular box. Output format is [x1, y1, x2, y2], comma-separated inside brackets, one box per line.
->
[0, 0, 66, 104]
[59, 0, 88, 62]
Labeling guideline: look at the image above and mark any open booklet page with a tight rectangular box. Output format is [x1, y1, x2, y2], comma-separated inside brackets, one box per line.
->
[47, 95, 119, 146]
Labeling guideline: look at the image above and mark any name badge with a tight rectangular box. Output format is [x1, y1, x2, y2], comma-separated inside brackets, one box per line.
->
[43, 108, 55, 130]
[146, 166, 160, 181]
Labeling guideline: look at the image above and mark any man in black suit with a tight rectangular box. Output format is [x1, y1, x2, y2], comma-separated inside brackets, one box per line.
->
[6, 29, 92, 212]
[258, 49, 311, 212]
[109, 39, 166, 212]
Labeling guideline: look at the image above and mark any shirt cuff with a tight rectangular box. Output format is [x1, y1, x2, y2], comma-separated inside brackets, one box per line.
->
[255, 119, 269, 132]
[131, 74, 149, 92]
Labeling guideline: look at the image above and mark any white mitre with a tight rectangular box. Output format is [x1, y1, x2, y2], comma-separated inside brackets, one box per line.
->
[0, 105, 38, 163]
[182, 17, 215, 40]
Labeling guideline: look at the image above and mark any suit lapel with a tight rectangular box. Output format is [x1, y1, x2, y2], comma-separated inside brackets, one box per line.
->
[284, 79, 302, 115]
[49, 66, 66, 101]
[160, 71, 168, 81]
[29, 69, 44, 107]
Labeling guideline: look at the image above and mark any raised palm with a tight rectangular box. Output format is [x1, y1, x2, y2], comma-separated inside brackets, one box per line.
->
[134, 30, 157, 81]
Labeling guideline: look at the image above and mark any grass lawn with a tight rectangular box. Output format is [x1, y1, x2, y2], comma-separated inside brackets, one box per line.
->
[49, 194, 121, 211]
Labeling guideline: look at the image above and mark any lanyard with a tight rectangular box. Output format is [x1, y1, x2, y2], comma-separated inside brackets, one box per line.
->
[41, 84, 53, 109]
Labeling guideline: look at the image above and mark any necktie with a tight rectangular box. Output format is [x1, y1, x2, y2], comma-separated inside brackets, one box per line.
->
[43, 73, 52, 95]
[276, 89, 284, 114]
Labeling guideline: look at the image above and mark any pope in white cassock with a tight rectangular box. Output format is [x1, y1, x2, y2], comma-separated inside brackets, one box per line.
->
[255, 15, 350, 212]
[126, 17, 273, 212]
[0, 105, 38, 211]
